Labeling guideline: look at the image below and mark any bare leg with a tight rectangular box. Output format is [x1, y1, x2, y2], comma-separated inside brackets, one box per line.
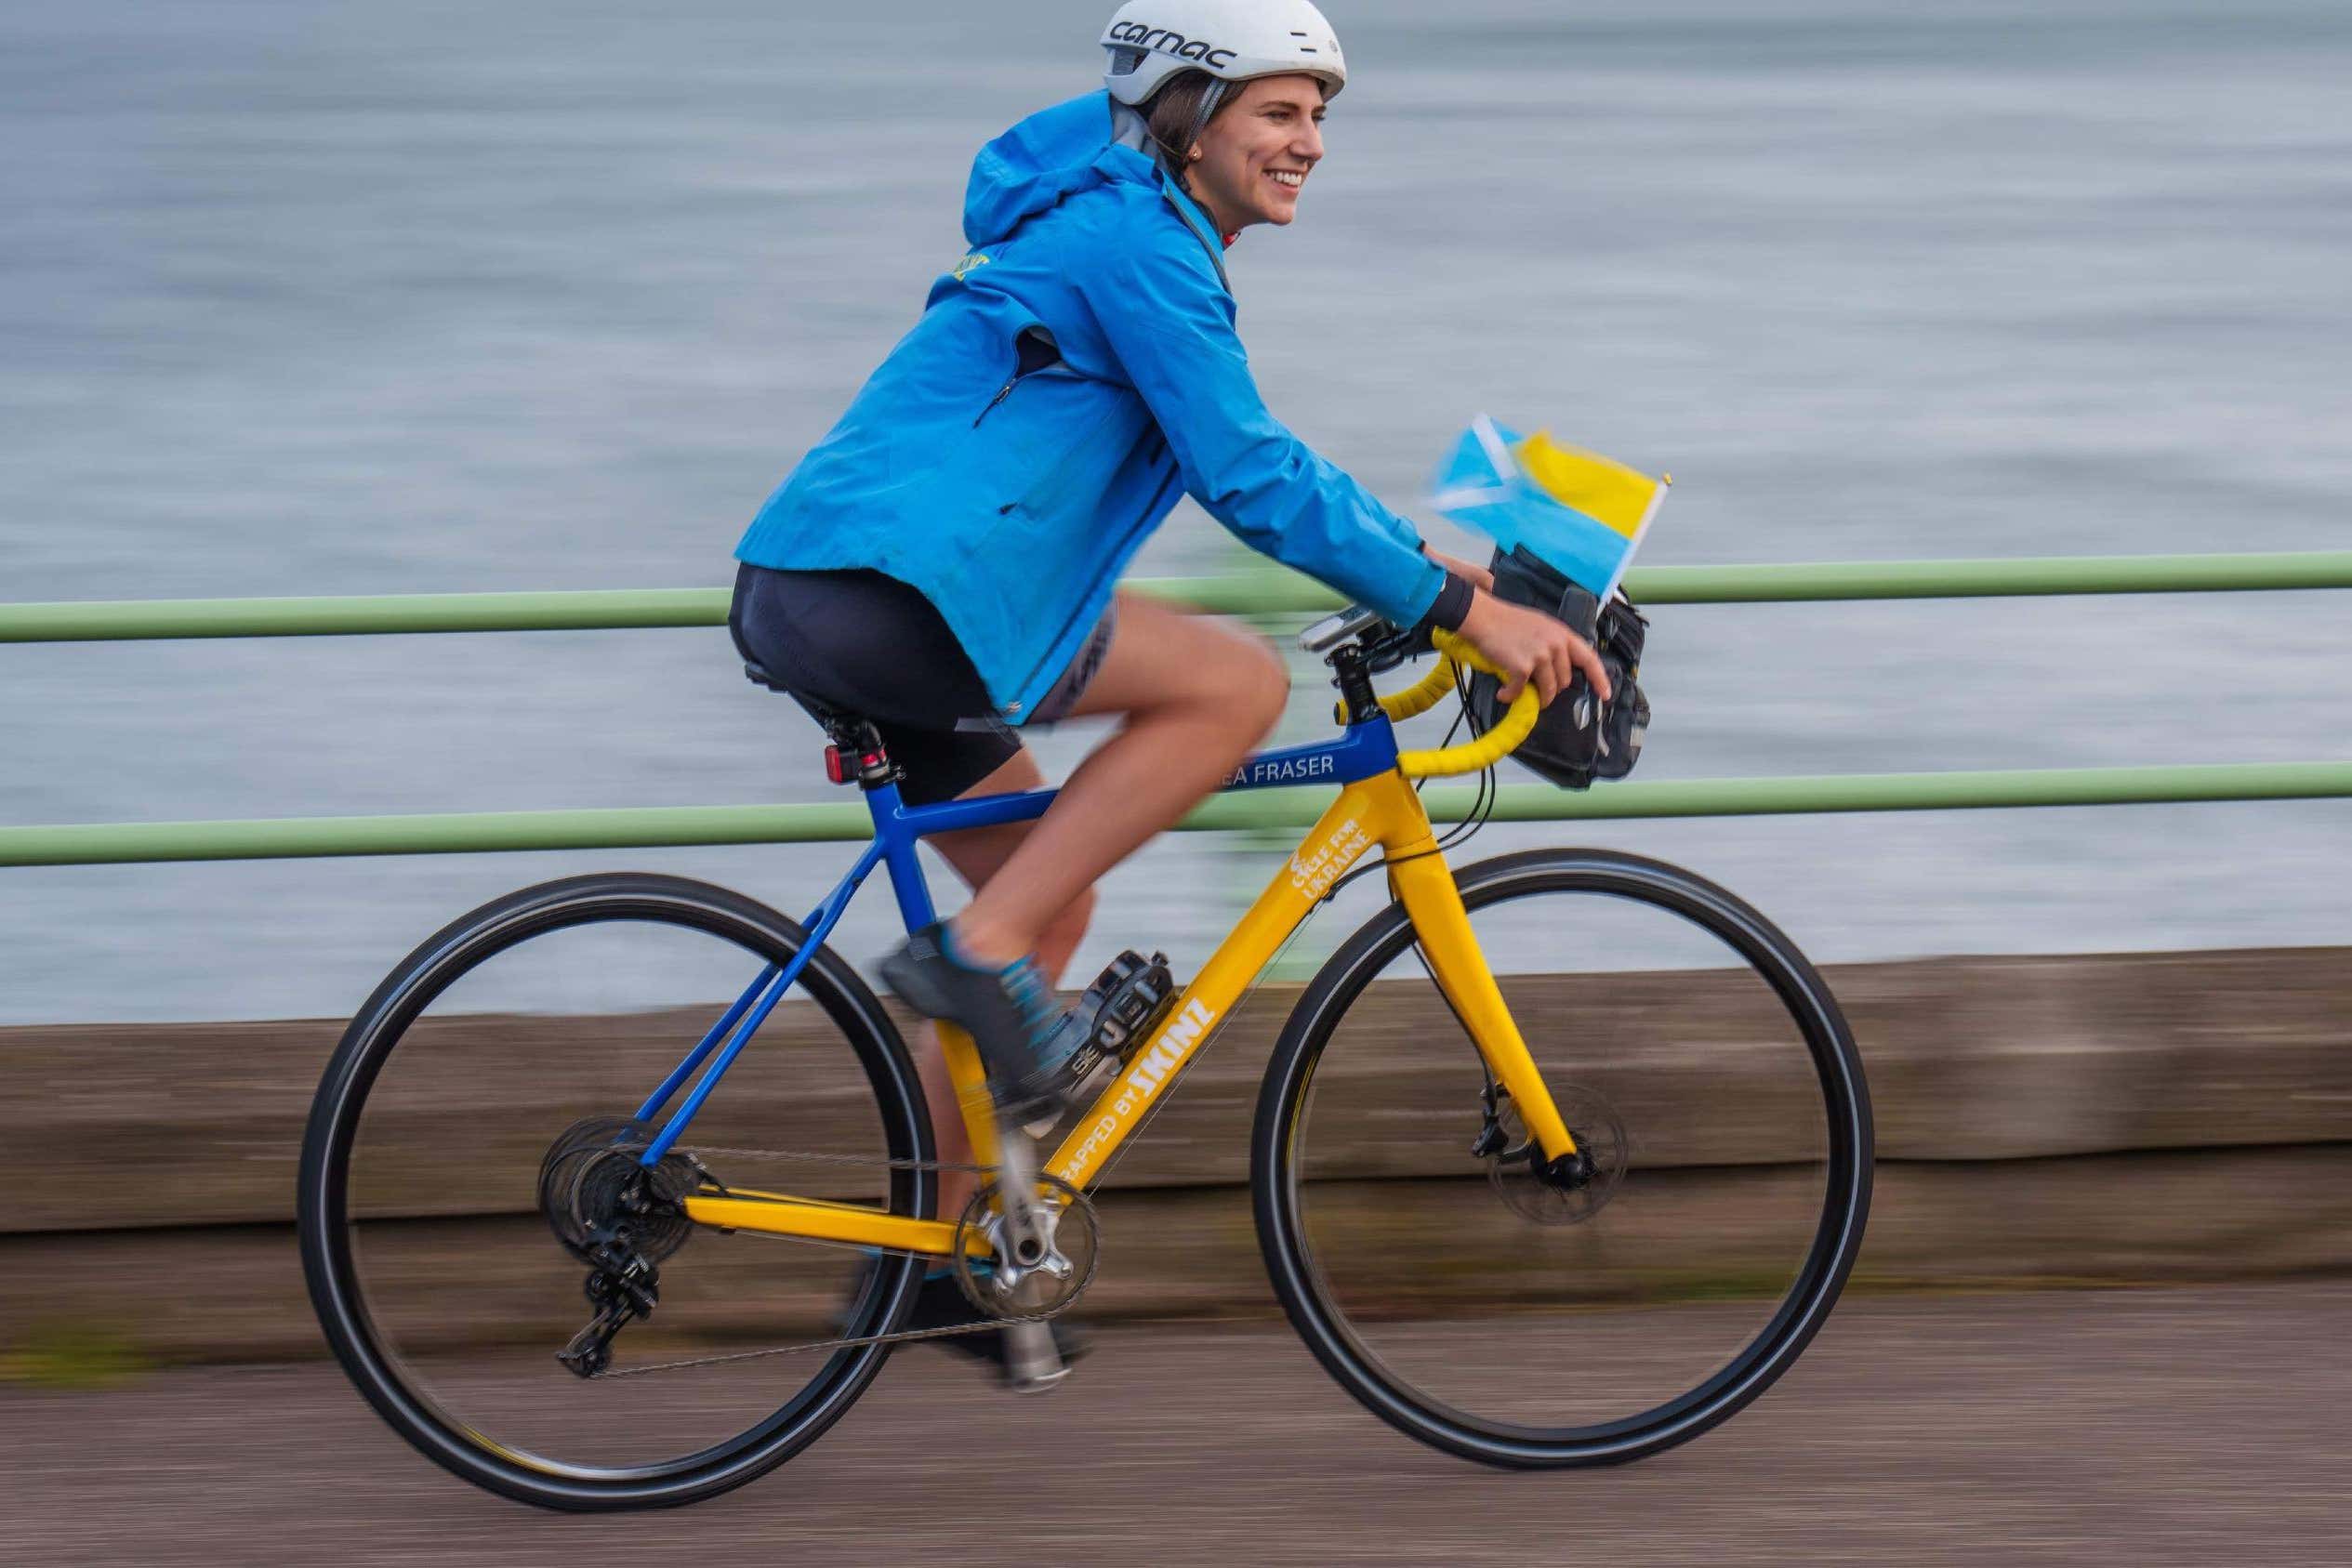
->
[918, 748, 1096, 1219]
[947, 593, 1288, 968]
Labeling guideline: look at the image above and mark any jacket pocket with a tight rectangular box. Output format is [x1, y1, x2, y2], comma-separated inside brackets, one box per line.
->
[973, 325, 1068, 429]
[1000, 395, 1152, 519]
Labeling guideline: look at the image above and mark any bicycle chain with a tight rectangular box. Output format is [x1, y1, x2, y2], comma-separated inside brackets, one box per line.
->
[588, 1142, 1085, 1381]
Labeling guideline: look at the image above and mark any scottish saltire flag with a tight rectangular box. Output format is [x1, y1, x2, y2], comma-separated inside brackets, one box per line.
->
[1431, 415, 1671, 600]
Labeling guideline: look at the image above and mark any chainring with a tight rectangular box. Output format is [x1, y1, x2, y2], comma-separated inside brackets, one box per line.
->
[538, 1116, 701, 1265]
[950, 1173, 1100, 1322]
[1487, 1086, 1629, 1225]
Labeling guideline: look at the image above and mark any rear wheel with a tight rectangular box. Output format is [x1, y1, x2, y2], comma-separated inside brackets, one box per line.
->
[297, 873, 932, 1510]
[1253, 849, 1872, 1467]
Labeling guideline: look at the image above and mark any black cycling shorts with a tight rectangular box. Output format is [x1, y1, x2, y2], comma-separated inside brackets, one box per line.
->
[728, 562, 1115, 806]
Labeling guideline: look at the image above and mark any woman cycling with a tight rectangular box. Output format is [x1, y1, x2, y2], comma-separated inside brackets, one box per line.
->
[730, 0, 1605, 1230]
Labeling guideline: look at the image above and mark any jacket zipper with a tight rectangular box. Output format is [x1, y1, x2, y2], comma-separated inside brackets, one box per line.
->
[973, 378, 1018, 428]
[975, 362, 1090, 513]
[973, 356, 1075, 429]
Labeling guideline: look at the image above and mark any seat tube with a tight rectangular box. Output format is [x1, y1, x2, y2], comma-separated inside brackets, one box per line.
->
[867, 780, 998, 1165]
[868, 781, 938, 930]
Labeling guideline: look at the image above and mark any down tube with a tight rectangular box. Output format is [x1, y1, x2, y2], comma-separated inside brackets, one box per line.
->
[1045, 782, 1397, 1192]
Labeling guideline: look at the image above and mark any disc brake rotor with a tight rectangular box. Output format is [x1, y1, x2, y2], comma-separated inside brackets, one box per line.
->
[1487, 1086, 1629, 1225]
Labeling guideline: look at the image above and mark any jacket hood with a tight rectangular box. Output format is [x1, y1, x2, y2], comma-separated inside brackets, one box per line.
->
[964, 91, 1140, 247]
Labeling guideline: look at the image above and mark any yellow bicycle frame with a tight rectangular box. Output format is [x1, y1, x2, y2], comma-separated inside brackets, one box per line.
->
[683, 696, 1577, 1260]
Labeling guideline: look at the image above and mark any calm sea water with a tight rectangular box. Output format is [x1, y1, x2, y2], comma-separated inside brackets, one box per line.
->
[5, 0, 2348, 1022]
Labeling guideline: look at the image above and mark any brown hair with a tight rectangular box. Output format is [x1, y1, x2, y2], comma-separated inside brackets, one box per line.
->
[1143, 72, 1234, 181]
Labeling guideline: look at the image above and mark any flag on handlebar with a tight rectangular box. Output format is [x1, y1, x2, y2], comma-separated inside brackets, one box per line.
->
[1430, 415, 1670, 600]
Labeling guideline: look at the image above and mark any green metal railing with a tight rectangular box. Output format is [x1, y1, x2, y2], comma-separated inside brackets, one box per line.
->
[5, 551, 2349, 869]
[7, 552, 2352, 643]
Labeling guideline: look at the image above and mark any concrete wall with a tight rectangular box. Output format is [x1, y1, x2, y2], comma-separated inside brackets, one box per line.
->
[7, 945, 2348, 1361]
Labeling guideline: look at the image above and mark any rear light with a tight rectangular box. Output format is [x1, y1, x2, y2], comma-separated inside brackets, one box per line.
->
[823, 744, 849, 785]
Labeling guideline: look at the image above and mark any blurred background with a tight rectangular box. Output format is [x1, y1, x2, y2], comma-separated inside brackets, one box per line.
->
[4, 0, 2348, 1559]
[6, 0, 2350, 1021]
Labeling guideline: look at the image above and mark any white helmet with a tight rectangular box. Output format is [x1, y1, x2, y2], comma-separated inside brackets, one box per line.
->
[1101, 0, 1349, 109]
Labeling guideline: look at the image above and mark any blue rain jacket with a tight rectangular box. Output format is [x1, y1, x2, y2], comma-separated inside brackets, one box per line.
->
[733, 90, 1443, 721]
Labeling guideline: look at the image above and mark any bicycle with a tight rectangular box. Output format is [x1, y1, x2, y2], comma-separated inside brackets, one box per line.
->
[298, 609, 1873, 1511]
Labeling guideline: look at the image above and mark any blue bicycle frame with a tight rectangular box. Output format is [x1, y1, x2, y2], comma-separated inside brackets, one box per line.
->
[631, 719, 1402, 1167]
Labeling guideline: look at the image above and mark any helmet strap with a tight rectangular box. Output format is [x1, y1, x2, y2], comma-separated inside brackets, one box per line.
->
[1141, 76, 1232, 197]
[1184, 78, 1231, 159]
[1180, 80, 1231, 195]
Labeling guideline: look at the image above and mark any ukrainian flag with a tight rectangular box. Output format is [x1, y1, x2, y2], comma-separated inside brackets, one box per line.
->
[1431, 415, 1670, 600]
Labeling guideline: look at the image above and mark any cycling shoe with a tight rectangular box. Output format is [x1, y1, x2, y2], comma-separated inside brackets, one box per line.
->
[880, 923, 1086, 1120]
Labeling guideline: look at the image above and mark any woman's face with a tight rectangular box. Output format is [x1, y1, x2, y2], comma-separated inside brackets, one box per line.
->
[1187, 73, 1328, 235]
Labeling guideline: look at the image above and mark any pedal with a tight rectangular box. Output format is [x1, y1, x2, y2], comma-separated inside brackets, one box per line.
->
[1062, 950, 1180, 1085]
[1000, 1319, 1068, 1393]
[984, 1130, 1074, 1395]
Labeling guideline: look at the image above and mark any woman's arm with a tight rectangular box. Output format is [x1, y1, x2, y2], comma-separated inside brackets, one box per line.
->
[1077, 233, 1445, 630]
[1078, 231, 1605, 705]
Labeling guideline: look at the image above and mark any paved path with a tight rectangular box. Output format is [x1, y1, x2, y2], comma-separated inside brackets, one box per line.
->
[5, 1284, 2346, 1566]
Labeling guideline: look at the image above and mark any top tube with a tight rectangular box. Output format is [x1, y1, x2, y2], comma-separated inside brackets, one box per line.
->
[868, 716, 1400, 846]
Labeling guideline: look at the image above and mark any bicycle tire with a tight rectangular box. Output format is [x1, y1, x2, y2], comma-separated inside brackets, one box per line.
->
[298, 872, 932, 1511]
[1252, 848, 1872, 1468]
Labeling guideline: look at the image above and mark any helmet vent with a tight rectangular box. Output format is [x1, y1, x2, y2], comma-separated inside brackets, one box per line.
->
[1108, 46, 1147, 76]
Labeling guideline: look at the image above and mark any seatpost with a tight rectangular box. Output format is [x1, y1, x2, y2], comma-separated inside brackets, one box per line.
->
[823, 718, 901, 790]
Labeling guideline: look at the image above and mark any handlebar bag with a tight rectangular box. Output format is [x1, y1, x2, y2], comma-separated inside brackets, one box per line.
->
[1465, 545, 1650, 791]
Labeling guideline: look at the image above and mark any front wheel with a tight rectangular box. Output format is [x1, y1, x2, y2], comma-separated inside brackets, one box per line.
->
[1253, 849, 1872, 1468]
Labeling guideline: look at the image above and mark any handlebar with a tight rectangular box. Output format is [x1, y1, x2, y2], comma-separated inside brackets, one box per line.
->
[1316, 627, 1539, 778]
[1304, 611, 1540, 778]
[1392, 630, 1541, 779]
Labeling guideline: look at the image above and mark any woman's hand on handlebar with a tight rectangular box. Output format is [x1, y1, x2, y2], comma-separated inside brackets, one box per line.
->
[1458, 590, 1612, 708]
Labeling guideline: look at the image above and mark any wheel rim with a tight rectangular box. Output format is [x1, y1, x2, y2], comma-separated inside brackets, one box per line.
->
[302, 877, 927, 1495]
[1265, 853, 1870, 1457]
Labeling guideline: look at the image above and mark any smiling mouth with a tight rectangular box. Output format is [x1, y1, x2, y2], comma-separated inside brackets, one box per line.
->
[1267, 170, 1307, 190]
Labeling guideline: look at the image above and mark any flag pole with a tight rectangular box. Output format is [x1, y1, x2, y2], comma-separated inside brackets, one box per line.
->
[1599, 471, 1672, 603]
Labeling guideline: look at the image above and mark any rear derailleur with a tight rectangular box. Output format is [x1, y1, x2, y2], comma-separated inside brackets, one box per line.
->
[556, 1232, 663, 1379]
[539, 1116, 704, 1379]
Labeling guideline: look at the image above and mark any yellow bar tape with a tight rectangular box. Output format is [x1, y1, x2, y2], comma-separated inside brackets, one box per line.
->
[1393, 630, 1542, 780]
[1372, 655, 1459, 723]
